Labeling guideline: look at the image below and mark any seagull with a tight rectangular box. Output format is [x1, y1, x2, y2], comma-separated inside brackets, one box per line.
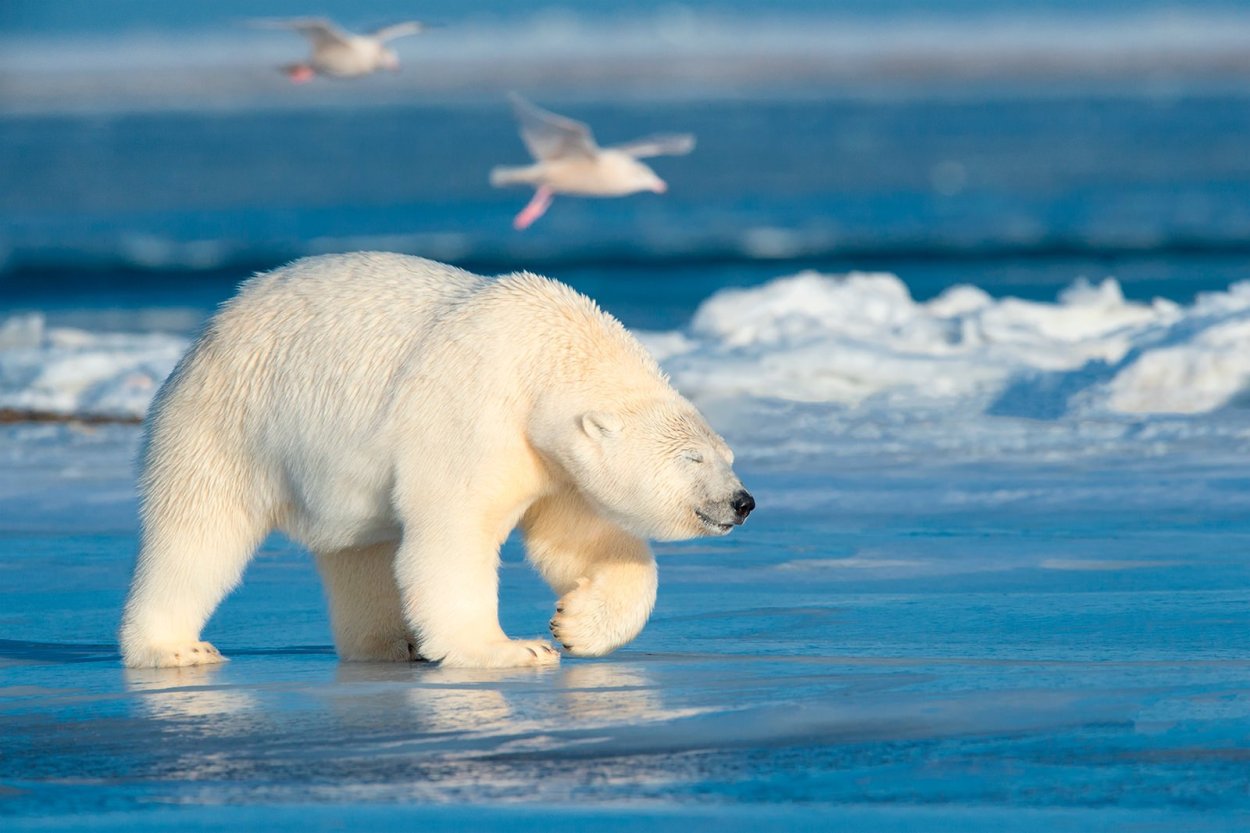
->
[255, 18, 431, 83]
[490, 93, 696, 230]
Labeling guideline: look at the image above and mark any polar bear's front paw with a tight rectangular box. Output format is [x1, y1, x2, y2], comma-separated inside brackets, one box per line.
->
[550, 576, 645, 657]
[438, 638, 560, 669]
[124, 640, 227, 669]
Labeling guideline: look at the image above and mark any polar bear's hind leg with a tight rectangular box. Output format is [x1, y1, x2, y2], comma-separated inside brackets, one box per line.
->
[120, 458, 270, 669]
[316, 542, 420, 662]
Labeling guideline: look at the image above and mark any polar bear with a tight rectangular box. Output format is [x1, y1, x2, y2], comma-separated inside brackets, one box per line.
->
[120, 252, 753, 669]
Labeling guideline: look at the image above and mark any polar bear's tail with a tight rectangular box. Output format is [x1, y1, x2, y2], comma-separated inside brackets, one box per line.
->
[490, 165, 539, 188]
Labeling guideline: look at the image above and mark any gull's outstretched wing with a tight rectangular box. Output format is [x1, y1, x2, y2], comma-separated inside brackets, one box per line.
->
[370, 21, 429, 42]
[509, 93, 598, 162]
[251, 18, 351, 48]
[612, 133, 696, 159]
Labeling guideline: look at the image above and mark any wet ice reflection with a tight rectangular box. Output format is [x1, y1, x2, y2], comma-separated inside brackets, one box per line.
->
[124, 665, 257, 725]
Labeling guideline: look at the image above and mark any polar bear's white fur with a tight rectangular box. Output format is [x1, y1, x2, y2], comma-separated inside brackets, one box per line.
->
[120, 253, 752, 669]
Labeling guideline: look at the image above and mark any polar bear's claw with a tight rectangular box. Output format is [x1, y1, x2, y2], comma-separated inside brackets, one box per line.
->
[550, 578, 612, 656]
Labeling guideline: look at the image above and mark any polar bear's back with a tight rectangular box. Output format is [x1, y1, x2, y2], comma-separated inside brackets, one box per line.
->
[153, 252, 663, 436]
[227, 252, 480, 334]
[190, 253, 472, 421]
[141, 254, 491, 547]
[140, 252, 675, 551]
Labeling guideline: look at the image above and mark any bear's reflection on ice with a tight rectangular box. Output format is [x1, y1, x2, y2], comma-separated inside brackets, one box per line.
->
[557, 663, 664, 722]
[332, 661, 666, 738]
[124, 664, 257, 727]
[116, 658, 703, 800]
[122, 659, 677, 757]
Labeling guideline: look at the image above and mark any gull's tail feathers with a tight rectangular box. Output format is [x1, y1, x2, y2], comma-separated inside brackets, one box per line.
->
[490, 165, 539, 188]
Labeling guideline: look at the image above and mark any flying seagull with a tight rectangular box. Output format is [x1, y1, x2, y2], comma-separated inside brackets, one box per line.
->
[490, 93, 696, 230]
[255, 18, 431, 83]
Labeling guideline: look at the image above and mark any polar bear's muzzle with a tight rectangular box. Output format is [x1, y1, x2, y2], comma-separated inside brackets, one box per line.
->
[695, 489, 755, 535]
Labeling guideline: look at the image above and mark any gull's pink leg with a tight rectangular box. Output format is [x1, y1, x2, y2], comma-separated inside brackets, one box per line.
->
[513, 186, 554, 230]
[286, 64, 315, 84]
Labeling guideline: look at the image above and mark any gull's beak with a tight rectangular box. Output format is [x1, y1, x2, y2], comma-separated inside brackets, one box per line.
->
[652, 179, 668, 194]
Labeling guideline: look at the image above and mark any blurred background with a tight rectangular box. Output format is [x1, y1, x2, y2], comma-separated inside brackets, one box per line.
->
[3, 0, 1250, 335]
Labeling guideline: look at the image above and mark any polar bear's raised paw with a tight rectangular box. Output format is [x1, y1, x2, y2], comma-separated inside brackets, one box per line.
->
[550, 575, 647, 657]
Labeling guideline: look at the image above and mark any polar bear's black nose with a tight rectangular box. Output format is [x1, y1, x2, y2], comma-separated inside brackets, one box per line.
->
[731, 490, 755, 522]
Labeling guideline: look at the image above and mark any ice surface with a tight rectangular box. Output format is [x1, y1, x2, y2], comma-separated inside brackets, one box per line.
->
[6, 273, 1247, 438]
[0, 314, 183, 421]
[3, 271, 1250, 830]
[2, 421, 1249, 831]
[645, 271, 1250, 418]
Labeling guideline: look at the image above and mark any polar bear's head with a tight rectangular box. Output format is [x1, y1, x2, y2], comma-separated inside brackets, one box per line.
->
[540, 398, 754, 542]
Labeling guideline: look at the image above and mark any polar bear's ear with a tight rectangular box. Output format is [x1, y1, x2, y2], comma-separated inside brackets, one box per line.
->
[581, 410, 624, 439]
